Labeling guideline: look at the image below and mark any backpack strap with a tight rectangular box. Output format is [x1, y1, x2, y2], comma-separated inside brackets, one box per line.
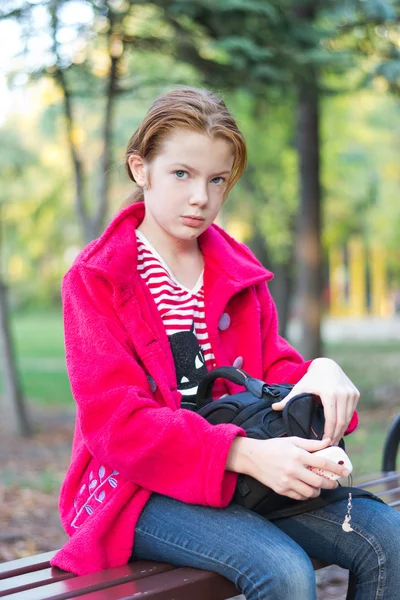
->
[196, 367, 266, 410]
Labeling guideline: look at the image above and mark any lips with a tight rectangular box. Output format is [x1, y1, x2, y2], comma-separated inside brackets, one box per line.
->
[181, 215, 205, 228]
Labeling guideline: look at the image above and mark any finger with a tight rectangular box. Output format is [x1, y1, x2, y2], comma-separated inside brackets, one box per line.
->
[290, 436, 331, 452]
[353, 387, 360, 408]
[321, 394, 337, 441]
[279, 485, 317, 501]
[300, 467, 339, 490]
[307, 454, 350, 478]
[271, 398, 288, 411]
[290, 480, 321, 500]
[345, 406, 354, 430]
[281, 388, 297, 403]
[284, 490, 309, 501]
[346, 389, 359, 427]
[272, 386, 300, 411]
[333, 395, 349, 444]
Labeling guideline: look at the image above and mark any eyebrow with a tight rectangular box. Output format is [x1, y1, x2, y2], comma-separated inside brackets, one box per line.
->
[169, 163, 232, 176]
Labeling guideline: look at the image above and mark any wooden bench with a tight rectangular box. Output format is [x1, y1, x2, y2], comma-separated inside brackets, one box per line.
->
[1, 413, 399, 600]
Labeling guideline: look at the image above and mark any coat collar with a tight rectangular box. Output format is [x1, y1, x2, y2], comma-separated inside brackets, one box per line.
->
[75, 202, 273, 291]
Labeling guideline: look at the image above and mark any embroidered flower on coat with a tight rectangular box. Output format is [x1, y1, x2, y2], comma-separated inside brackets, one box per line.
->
[70, 463, 120, 529]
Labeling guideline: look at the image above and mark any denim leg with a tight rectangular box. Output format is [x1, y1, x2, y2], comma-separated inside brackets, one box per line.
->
[274, 498, 400, 600]
[131, 493, 316, 600]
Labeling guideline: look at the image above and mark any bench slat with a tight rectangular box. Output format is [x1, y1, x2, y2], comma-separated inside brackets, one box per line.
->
[389, 499, 400, 508]
[5, 561, 174, 600]
[0, 567, 74, 597]
[0, 551, 56, 580]
[74, 567, 238, 600]
[374, 486, 400, 497]
[357, 473, 400, 487]
[0, 472, 398, 599]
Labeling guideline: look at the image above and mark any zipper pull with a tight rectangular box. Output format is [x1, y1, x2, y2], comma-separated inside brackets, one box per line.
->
[263, 385, 281, 398]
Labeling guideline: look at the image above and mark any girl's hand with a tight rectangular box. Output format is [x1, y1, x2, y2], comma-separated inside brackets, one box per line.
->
[228, 436, 348, 501]
[271, 358, 360, 445]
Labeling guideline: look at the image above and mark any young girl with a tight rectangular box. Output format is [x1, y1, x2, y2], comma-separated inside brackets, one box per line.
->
[51, 87, 400, 599]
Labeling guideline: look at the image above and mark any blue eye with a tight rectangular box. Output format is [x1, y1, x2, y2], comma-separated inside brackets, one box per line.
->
[212, 176, 225, 185]
[174, 170, 188, 179]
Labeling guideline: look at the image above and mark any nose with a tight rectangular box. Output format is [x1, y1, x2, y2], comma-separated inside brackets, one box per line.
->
[189, 181, 208, 207]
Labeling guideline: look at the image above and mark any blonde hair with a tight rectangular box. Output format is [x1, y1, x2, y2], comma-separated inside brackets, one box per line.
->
[124, 87, 247, 202]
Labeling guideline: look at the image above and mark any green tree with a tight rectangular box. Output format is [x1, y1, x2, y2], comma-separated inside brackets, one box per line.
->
[0, 130, 34, 436]
[157, 0, 400, 354]
[0, 0, 194, 243]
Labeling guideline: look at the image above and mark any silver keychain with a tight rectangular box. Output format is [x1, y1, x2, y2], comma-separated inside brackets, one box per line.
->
[342, 475, 353, 533]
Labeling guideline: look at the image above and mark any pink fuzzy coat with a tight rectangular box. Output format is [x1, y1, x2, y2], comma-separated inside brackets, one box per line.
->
[51, 202, 357, 574]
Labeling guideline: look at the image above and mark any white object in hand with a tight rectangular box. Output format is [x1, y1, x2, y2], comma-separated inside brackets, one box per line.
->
[308, 446, 353, 481]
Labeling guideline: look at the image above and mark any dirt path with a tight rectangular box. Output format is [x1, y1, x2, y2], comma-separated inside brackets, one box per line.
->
[0, 402, 356, 598]
[0, 403, 73, 561]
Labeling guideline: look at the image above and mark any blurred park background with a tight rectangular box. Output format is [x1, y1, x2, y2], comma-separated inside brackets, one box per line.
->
[0, 1, 400, 596]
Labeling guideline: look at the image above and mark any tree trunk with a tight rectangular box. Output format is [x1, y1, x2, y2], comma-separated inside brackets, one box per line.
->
[51, 1, 109, 245]
[0, 281, 32, 437]
[294, 1, 323, 359]
[248, 230, 294, 339]
[95, 52, 119, 237]
[56, 41, 120, 244]
[295, 75, 323, 359]
[59, 69, 90, 241]
[269, 259, 295, 340]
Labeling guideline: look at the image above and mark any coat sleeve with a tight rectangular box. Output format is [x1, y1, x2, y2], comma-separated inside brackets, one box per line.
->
[62, 265, 246, 507]
[257, 282, 358, 435]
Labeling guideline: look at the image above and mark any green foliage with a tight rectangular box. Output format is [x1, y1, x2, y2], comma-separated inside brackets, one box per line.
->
[0, 118, 76, 307]
[224, 90, 298, 266]
[0, 129, 36, 176]
[361, 0, 398, 20]
[322, 88, 400, 272]
[0, 310, 73, 404]
[326, 340, 400, 407]
[1, 0, 400, 305]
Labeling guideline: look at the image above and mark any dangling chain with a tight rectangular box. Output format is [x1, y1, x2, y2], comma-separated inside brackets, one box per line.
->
[342, 474, 353, 533]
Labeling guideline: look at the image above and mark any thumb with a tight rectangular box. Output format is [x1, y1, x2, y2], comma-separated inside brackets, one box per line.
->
[272, 387, 298, 411]
[271, 398, 288, 411]
[272, 389, 296, 411]
[291, 437, 331, 452]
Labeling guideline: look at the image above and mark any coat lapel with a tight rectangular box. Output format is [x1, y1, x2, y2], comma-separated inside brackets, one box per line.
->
[115, 277, 180, 408]
[84, 202, 274, 408]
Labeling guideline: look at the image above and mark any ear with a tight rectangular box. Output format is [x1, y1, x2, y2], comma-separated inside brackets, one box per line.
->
[128, 154, 148, 187]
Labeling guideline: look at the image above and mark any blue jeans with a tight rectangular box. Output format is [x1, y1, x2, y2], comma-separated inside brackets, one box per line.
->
[131, 494, 400, 600]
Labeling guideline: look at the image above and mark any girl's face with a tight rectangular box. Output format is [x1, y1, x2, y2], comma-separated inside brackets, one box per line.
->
[129, 128, 235, 247]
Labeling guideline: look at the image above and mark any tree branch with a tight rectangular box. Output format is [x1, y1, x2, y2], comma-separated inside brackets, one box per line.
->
[49, 0, 89, 238]
[94, 50, 119, 237]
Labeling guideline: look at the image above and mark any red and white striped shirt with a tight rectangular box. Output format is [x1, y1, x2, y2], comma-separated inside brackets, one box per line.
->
[136, 232, 216, 394]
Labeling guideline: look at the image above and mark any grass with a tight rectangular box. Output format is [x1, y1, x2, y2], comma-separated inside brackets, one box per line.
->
[344, 407, 399, 477]
[0, 309, 73, 405]
[11, 310, 66, 359]
[0, 310, 399, 475]
[18, 370, 73, 405]
[1, 467, 64, 494]
[325, 341, 400, 407]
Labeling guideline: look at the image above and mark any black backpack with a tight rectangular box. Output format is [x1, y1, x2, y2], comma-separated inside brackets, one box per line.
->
[196, 366, 343, 515]
[197, 367, 384, 600]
